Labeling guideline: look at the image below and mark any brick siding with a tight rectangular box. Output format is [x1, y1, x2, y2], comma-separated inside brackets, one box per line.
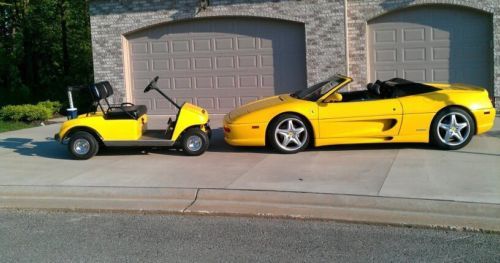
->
[89, 0, 347, 103]
[90, 0, 500, 105]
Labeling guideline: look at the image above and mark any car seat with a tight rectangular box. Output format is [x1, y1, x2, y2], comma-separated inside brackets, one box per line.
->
[367, 82, 381, 97]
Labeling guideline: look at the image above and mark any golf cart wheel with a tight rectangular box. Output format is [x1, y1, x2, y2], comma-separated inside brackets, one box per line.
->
[268, 114, 310, 154]
[68, 131, 99, 160]
[181, 128, 209, 156]
[430, 107, 475, 150]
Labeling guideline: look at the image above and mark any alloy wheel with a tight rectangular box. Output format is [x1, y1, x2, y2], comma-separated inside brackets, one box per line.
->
[436, 112, 471, 146]
[274, 118, 308, 152]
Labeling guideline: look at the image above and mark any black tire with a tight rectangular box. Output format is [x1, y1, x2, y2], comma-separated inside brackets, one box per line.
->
[181, 128, 209, 156]
[267, 114, 310, 154]
[430, 107, 475, 150]
[68, 131, 99, 160]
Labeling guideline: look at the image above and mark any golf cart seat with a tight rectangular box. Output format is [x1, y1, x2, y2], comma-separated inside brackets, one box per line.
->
[91, 81, 147, 120]
[106, 104, 147, 120]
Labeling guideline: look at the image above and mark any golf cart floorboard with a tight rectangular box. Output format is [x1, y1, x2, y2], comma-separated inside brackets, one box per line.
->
[103, 130, 176, 147]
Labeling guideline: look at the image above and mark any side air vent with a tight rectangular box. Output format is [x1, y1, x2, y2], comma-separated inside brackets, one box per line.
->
[382, 119, 398, 131]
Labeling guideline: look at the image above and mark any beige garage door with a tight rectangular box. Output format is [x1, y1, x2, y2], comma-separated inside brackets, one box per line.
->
[369, 5, 493, 90]
[126, 17, 307, 115]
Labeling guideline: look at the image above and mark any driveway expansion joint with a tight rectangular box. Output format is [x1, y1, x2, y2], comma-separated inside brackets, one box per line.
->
[377, 149, 399, 196]
[182, 188, 199, 212]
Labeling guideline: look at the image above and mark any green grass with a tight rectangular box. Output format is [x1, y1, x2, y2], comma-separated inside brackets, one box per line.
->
[0, 120, 36, 133]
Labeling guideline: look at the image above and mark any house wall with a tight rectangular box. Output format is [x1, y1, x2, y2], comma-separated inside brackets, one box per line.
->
[90, 0, 500, 106]
[89, 0, 347, 103]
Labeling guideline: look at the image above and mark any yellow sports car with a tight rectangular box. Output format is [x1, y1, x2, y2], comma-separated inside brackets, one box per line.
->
[223, 74, 496, 153]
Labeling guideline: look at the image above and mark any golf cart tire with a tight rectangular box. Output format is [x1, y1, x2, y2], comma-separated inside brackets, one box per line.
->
[181, 128, 209, 156]
[68, 131, 99, 160]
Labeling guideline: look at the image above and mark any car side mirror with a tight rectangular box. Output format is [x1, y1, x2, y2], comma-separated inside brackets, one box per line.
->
[324, 93, 343, 103]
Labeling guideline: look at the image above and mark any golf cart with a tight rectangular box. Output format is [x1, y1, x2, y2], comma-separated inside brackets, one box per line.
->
[55, 76, 211, 159]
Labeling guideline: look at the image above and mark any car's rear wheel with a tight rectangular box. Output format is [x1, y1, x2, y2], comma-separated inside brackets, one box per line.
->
[181, 128, 209, 156]
[268, 114, 310, 154]
[430, 107, 475, 150]
[68, 131, 99, 160]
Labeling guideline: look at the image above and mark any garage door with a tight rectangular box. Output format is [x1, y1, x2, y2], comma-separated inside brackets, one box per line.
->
[126, 17, 306, 115]
[368, 5, 493, 90]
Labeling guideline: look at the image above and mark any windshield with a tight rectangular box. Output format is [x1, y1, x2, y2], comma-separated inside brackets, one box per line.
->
[291, 76, 348, 101]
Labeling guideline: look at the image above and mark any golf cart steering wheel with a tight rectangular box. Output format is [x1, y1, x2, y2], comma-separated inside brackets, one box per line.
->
[144, 76, 159, 93]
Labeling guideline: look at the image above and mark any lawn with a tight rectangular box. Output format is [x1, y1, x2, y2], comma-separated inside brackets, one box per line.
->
[0, 120, 36, 133]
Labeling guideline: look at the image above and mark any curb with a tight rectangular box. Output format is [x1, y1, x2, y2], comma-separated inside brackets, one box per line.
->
[187, 189, 500, 232]
[0, 186, 197, 212]
[1, 186, 499, 232]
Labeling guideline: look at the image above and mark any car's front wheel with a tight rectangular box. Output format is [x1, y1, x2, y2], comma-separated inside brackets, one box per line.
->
[68, 131, 99, 160]
[268, 114, 310, 154]
[430, 107, 475, 150]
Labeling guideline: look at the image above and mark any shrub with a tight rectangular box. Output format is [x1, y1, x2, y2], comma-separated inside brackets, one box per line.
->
[37, 100, 62, 114]
[0, 104, 52, 122]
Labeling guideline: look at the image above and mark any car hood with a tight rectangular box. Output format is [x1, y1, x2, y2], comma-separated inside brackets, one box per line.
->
[227, 95, 291, 122]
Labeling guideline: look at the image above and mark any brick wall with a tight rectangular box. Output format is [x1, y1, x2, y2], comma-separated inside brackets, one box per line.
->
[90, 0, 500, 106]
[89, 0, 347, 103]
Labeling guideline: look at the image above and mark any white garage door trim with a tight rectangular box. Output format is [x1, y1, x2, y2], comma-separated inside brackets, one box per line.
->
[123, 36, 134, 104]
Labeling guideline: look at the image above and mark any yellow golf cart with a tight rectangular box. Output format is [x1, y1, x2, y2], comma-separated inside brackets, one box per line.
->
[55, 77, 211, 159]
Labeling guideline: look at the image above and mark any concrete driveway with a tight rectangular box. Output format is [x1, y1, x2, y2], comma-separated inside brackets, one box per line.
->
[0, 116, 499, 230]
[1, 116, 499, 203]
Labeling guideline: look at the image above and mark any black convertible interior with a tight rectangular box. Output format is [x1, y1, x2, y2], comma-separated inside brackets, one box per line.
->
[339, 78, 439, 102]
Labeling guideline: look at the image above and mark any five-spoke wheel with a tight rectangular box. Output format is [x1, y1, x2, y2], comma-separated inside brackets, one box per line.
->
[268, 114, 310, 154]
[431, 107, 475, 150]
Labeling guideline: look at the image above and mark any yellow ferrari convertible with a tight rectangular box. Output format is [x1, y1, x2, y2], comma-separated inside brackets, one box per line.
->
[223, 74, 496, 153]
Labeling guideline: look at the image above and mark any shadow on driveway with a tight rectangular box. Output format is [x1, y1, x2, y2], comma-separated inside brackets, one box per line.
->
[0, 137, 196, 159]
[0, 137, 216, 159]
[0, 138, 71, 160]
[483, 130, 500, 138]
[1, 126, 497, 159]
[208, 127, 499, 156]
[207, 127, 433, 154]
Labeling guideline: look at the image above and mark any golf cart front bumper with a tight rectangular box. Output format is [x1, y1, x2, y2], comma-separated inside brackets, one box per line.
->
[204, 123, 212, 139]
[54, 133, 61, 142]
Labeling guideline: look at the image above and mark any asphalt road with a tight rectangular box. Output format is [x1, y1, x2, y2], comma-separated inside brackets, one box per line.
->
[0, 210, 499, 263]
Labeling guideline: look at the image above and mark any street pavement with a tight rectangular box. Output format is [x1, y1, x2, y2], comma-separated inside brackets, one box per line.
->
[0, 116, 499, 230]
[0, 210, 499, 263]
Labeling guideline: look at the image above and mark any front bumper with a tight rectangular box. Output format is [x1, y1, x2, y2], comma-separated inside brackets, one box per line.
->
[223, 115, 266, 146]
[204, 123, 212, 139]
